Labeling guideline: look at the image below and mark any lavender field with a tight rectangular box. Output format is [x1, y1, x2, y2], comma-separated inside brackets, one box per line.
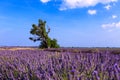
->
[0, 47, 120, 80]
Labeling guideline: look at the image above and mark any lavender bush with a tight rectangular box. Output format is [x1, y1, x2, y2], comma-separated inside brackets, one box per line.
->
[0, 48, 120, 80]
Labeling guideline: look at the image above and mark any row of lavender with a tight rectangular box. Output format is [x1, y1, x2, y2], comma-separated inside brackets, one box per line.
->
[0, 49, 120, 80]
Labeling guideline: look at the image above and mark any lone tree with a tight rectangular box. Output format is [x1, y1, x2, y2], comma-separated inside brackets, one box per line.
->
[29, 19, 60, 48]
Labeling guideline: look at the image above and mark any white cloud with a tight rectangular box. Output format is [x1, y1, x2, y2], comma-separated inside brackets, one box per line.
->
[102, 22, 116, 29]
[116, 22, 120, 28]
[104, 4, 111, 10]
[112, 15, 117, 19]
[60, 0, 118, 10]
[102, 21, 120, 31]
[88, 9, 97, 15]
[40, 0, 51, 3]
[39, 0, 118, 10]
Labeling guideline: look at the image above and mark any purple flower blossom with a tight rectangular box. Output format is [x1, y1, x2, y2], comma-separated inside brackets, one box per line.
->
[0, 48, 120, 79]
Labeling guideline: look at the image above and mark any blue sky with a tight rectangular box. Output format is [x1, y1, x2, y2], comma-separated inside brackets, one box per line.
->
[0, 0, 120, 47]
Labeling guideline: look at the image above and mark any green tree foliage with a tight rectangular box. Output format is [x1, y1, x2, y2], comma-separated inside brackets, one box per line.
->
[29, 19, 60, 48]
